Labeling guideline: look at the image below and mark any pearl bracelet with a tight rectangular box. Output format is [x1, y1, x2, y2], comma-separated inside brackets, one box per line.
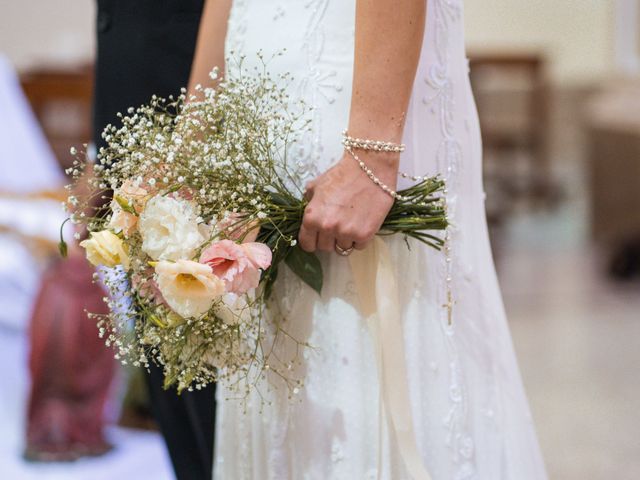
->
[344, 146, 410, 201]
[342, 130, 433, 182]
[342, 130, 412, 200]
[341, 130, 405, 153]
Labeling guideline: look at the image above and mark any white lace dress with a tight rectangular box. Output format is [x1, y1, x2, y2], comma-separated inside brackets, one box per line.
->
[214, 1, 548, 479]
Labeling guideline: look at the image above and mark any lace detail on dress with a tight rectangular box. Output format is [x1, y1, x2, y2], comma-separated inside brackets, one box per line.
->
[424, 0, 464, 190]
[226, 0, 249, 56]
[422, 1, 476, 477]
[228, 0, 339, 193]
[287, 0, 335, 188]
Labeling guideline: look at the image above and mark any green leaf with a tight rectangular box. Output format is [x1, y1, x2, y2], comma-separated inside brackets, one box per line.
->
[284, 245, 323, 295]
[149, 314, 167, 329]
[268, 191, 295, 206]
[115, 195, 136, 214]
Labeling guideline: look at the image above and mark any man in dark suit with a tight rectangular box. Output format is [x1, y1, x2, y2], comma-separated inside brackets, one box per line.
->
[93, 2, 215, 479]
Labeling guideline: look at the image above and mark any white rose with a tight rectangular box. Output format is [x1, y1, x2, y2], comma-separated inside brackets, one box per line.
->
[139, 196, 205, 261]
[80, 230, 130, 269]
[155, 259, 225, 318]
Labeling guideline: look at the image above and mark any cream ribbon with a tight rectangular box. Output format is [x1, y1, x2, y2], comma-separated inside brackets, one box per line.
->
[349, 237, 433, 480]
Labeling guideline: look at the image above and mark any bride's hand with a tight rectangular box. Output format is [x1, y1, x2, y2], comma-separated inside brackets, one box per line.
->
[299, 152, 396, 253]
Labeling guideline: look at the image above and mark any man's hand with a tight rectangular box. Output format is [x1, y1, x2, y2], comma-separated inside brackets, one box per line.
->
[298, 152, 396, 254]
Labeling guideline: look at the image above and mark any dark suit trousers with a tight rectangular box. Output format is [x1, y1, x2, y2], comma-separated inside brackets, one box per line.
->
[146, 364, 215, 480]
[93, 1, 215, 479]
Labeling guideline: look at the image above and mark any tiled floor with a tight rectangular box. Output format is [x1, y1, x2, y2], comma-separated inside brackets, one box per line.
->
[499, 205, 640, 479]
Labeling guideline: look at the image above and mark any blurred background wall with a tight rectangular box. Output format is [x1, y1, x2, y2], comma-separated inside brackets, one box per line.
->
[0, 1, 95, 71]
[1, 2, 97, 168]
[0, 1, 622, 83]
[466, 0, 616, 85]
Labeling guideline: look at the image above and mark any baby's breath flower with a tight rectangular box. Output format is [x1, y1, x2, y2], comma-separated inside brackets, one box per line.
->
[61, 55, 448, 400]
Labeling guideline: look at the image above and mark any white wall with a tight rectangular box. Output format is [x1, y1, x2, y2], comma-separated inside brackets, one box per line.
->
[464, 0, 616, 85]
[614, 0, 640, 74]
[0, 1, 95, 71]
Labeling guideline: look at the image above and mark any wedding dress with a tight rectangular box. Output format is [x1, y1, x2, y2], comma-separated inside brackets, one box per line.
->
[215, 1, 548, 479]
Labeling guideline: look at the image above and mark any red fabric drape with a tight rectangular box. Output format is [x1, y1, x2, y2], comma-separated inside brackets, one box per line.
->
[26, 255, 115, 461]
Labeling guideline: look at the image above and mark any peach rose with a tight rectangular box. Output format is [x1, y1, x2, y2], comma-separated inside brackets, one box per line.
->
[155, 259, 226, 318]
[108, 179, 152, 236]
[119, 178, 151, 212]
[108, 204, 138, 236]
[199, 240, 272, 295]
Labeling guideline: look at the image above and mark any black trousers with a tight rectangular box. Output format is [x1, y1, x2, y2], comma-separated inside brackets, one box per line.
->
[146, 364, 215, 480]
[93, 2, 215, 479]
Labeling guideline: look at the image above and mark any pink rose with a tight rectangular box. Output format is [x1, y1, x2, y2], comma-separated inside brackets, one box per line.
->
[199, 239, 272, 294]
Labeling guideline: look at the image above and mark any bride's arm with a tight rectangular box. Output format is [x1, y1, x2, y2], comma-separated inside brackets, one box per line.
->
[299, 0, 426, 253]
[187, 0, 232, 98]
[348, 0, 426, 145]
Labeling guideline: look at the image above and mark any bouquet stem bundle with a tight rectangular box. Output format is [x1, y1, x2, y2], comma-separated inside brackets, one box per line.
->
[62, 58, 447, 394]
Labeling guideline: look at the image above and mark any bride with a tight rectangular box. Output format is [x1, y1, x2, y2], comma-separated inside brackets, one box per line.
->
[188, 1, 548, 478]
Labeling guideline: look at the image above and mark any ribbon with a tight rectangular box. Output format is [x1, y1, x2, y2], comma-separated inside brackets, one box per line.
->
[349, 237, 433, 480]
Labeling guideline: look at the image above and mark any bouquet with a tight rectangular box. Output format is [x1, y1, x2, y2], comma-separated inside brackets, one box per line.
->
[62, 61, 447, 394]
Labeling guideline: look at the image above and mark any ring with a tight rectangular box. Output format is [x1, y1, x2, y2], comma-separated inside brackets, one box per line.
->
[335, 243, 355, 256]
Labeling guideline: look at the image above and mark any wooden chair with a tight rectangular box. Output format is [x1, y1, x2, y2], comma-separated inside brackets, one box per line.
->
[468, 52, 556, 211]
[20, 65, 94, 172]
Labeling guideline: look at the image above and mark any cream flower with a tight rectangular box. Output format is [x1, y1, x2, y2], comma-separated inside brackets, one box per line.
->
[155, 260, 225, 318]
[139, 196, 205, 261]
[80, 230, 130, 269]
